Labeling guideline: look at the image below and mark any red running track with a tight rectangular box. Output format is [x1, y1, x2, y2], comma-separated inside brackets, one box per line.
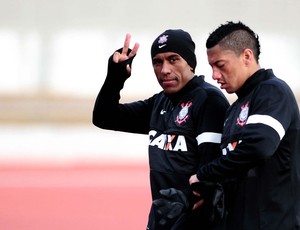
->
[0, 164, 151, 230]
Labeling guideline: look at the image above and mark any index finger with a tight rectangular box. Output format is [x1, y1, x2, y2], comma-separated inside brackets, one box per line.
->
[122, 33, 131, 55]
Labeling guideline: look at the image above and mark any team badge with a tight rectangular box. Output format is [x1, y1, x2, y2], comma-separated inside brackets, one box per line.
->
[237, 102, 249, 126]
[158, 35, 168, 44]
[176, 102, 192, 124]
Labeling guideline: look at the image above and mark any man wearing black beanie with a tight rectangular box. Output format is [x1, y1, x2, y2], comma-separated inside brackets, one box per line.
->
[151, 29, 197, 73]
[93, 30, 229, 229]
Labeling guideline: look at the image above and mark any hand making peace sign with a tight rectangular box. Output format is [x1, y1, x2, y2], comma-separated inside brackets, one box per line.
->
[113, 33, 140, 74]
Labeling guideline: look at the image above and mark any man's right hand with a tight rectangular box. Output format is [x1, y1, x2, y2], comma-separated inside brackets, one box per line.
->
[113, 33, 140, 74]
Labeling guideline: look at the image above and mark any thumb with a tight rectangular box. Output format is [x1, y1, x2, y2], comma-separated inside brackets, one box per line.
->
[112, 51, 120, 63]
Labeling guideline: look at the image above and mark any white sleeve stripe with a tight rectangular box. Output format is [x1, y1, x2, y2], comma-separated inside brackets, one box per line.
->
[196, 132, 222, 145]
[246, 114, 285, 140]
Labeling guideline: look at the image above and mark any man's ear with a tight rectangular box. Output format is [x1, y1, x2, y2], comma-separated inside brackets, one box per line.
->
[243, 48, 253, 65]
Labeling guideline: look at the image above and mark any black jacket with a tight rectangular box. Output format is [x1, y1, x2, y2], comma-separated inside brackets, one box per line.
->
[93, 51, 229, 229]
[197, 69, 300, 230]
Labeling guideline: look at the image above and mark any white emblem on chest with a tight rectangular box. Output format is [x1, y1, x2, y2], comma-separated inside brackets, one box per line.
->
[176, 101, 192, 124]
[237, 102, 249, 126]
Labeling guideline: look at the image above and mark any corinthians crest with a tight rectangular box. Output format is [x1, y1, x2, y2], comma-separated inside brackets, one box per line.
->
[176, 102, 192, 124]
[158, 34, 168, 44]
[237, 102, 249, 126]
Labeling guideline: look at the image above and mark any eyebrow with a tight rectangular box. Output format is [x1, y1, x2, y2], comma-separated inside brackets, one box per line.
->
[153, 53, 181, 60]
[152, 54, 181, 63]
[167, 54, 181, 59]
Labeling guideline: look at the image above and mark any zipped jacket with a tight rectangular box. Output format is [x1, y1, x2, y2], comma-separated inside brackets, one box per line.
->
[197, 69, 300, 230]
[93, 50, 229, 229]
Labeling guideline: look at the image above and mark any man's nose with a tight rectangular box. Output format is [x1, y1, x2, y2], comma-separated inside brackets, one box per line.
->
[212, 69, 221, 80]
[161, 62, 171, 74]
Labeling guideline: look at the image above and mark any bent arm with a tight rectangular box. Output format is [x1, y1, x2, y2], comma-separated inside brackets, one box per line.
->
[196, 84, 293, 182]
[92, 50, 153, 134]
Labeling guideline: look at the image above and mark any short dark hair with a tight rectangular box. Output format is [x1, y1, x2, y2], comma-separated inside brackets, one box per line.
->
[206, 21, 261, 62]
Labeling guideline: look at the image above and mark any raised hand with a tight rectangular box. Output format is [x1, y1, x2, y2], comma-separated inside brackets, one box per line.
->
[113, 33, 140, 74]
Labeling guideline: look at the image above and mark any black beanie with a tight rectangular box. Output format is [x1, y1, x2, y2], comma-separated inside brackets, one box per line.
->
[151, 29, 197, 70]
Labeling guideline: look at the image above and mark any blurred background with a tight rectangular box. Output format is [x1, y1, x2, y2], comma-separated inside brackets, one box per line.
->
[1, 0, 300, 165]
[0, 0, 299, 229]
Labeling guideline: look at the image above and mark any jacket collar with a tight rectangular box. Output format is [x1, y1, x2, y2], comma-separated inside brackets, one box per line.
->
[166, 75, 204, 104]
[236, 69, 274, 98]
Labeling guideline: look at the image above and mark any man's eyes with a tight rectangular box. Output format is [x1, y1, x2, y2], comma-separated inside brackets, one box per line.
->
[152, 59, 162, 65]
[169, 56, 179, 63]
[152, 58, 178, 65]
[217, 63, 225, 68]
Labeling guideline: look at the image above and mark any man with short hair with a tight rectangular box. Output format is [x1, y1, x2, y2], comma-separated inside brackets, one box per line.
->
[190, 21, 300, 229]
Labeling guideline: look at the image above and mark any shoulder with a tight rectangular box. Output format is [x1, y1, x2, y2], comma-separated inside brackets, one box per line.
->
[186, 78, 229, 113]
[195, 77, 229, 104]
[193, 76, 225, 95]
[257, 70, 294, 100]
